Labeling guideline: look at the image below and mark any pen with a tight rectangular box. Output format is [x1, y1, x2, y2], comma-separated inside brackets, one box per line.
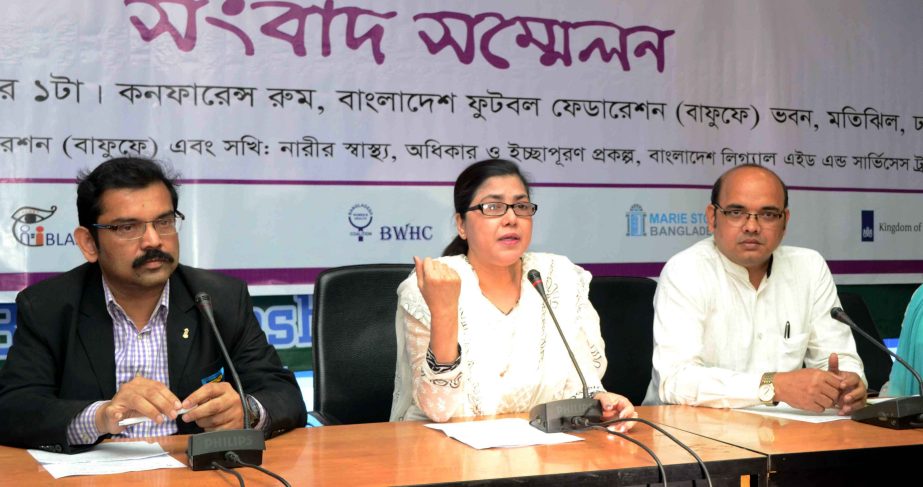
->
[784, 321, 790, 339]
[118, 407, 196, 427]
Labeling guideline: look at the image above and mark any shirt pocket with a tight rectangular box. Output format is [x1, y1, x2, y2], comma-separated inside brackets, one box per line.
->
[778, 331, 810, 370]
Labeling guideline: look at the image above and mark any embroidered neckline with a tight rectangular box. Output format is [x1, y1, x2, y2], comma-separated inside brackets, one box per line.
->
[461, 253, 526, 315]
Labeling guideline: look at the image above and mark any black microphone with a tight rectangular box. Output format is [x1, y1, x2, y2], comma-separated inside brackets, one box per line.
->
[830, 307, 923, 429]
[186, 292, 266, 470]
[526, 270, 602, 433]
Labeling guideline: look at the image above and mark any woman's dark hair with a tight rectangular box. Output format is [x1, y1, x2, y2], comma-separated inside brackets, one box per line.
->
[442, 159, 532, 256]
[76, 157, 179, 240]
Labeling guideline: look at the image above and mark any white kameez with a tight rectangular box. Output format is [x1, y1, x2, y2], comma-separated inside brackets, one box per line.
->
[390, 252, 607, 422]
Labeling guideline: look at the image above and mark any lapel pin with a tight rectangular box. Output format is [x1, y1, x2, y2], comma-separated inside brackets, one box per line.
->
[182, 328, 190, 339]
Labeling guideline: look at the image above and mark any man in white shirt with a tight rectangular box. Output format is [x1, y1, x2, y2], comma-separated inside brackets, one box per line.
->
[644, 164, 867, 413]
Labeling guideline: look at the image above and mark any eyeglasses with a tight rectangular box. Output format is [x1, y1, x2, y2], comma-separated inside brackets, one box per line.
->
[466, 202, 538, 217]
[93, 211, 185, 240]
[713, 204, 784, 226]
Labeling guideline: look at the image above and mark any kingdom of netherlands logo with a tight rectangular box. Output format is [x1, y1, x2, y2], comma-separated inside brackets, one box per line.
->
[861, 210, 874, 242]
[348, 204, 373, 242]
[11, 205, 58, 246]
[626, 204, 647, 237]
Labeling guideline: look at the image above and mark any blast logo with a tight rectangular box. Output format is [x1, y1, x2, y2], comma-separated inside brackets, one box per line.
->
[10, 205, 74, 247]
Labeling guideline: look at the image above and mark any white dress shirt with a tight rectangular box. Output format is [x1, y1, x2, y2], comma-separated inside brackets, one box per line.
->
[390, 252, 606, 422]
[644, 237, 865, 408]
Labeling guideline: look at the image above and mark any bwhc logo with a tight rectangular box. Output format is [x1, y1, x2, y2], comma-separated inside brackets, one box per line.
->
[861, 210, 874, 242]
[348, 204, 373, 242]
[347, 203, 435, 242]
[626, 204, 647, 237]
[11, 205, 74, 247]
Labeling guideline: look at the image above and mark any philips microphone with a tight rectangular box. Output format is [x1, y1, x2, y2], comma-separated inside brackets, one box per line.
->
[830, 307, 923, 429]
[526, 270, 602, 433]
[186, 292, 266, 470]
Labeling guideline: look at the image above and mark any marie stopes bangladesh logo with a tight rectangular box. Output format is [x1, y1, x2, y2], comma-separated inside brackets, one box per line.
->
[11, 205, 75, 247]
[625, 204, 709, 237]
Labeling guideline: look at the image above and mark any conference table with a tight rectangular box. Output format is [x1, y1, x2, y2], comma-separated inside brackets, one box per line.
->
[3, 406, 922, 486]
[0, 410, 763, 486]
[647, 405, 923, 486]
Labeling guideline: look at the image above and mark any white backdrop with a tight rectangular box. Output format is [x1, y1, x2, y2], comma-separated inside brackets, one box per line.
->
[2, 0, 923, 301]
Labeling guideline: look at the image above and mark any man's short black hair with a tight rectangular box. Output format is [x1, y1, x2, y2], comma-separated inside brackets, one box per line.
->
[76, 157, 180, 236]
[710, 163, 789, 209]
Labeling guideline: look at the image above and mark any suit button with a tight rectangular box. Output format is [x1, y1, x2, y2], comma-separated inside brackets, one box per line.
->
[55, 445, 63, 452]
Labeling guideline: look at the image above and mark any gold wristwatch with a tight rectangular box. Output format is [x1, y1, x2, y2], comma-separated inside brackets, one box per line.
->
[758, 372, 777, 405]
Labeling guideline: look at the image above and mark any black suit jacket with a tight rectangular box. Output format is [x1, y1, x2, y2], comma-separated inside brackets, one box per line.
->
[0, 263, 306, 452]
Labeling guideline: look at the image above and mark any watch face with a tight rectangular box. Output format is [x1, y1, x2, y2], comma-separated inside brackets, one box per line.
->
[246, 396, 260, 428]
[758, 384, 774, 402]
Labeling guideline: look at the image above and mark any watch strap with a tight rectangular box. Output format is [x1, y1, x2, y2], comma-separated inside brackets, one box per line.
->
[760, 372, 779, 406]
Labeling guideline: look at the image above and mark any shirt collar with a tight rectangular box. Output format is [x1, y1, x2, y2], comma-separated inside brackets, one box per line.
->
[711, 237, 775, 287]
[101, 277, 171, 328]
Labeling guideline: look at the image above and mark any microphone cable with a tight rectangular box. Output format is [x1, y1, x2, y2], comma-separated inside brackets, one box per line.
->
[211, 461, 244, 487]
[212, 451, 292, 487]
[589, 424, 667, 485]
[572, 416, 713, 487]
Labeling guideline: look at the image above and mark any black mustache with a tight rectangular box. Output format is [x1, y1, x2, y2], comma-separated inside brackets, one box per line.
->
[132, 249, 175, 268]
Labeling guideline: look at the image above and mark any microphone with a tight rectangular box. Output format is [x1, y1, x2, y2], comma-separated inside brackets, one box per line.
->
[186, 292, 266, 470]
[830, 307, 923, 429]
[526, 270, 602, 433]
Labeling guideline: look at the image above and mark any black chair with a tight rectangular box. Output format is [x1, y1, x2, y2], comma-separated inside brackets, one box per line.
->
[838, 292, 893, 393]
[588, 276, 657, 405]
[311, 264, 413, 425]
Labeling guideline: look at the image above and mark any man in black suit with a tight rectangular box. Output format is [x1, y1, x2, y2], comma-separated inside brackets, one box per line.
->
[0, 157, 306, 452]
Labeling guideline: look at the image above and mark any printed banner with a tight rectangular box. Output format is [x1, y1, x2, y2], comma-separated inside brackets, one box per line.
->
[2, 0, 923, 298]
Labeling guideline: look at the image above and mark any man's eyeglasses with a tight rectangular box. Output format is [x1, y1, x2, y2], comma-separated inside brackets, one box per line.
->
[93, 211, 185, 240]
[713, 204, 784, 226]
[466, 202, 538, 217]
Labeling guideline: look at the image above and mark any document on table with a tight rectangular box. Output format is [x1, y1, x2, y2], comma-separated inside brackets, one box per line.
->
[28, 441, 185, 479]
[738, 402, 851, 423]
[738, 398, 892, 424]
[426, 418, 584, 449]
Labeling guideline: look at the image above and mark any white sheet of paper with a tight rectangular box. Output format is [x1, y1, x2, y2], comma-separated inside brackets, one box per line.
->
[737, 402, 852, 423]
[28, 441, 185, 479]
[40, 455, 185, 479]
[426, 418, 584, 449]
[29, 441, 169, 464]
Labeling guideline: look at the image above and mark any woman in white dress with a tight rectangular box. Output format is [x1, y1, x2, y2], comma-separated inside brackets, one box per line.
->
[390, 159, 636, 431]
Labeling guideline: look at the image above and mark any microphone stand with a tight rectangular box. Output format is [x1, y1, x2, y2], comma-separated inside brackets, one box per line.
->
[526, 270, 602, 433]
[186, 292, 266, 469]
[830, 307, 923, 429]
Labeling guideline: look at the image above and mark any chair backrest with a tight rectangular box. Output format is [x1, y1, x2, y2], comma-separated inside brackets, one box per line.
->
[837, 292, 893, 393]
[588, 276, 657, 405]
[312, 264, 413, 424]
